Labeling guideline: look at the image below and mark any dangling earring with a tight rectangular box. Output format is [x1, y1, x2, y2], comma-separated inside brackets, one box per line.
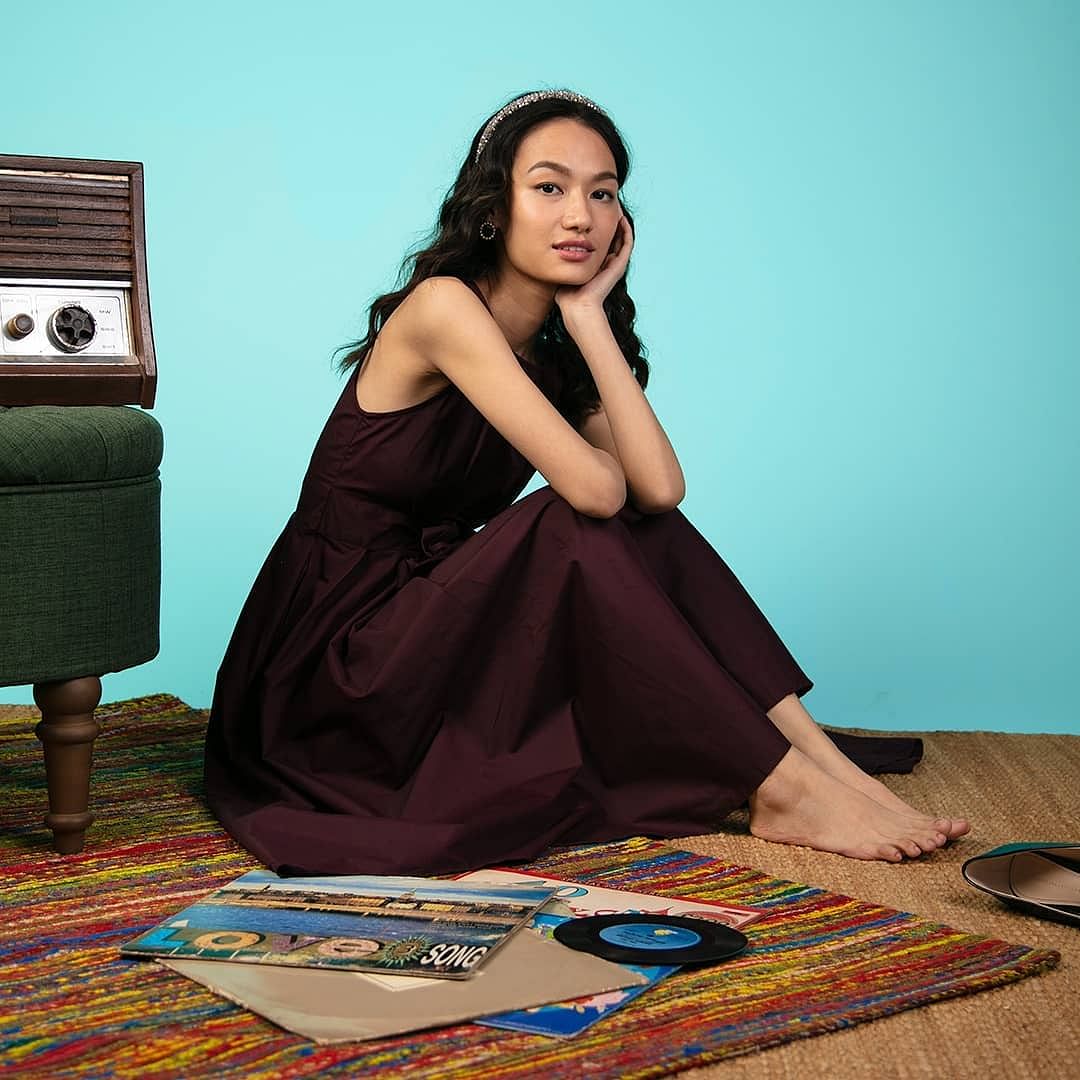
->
[479, 219, 496, 241]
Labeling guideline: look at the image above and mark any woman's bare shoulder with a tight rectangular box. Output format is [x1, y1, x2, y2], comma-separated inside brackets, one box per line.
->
[403, 275, 487, 329]
[354, 284, 467, 411]
[411, 274, 477, 300]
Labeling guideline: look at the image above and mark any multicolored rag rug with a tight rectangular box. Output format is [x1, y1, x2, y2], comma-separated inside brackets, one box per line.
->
[0, 693, 1061, 1079]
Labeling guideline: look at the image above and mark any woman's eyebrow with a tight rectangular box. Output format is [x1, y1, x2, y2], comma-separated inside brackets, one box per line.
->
[527, 160, 618, 183]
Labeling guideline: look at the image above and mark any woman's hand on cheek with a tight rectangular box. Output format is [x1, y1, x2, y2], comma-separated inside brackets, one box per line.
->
[554, 215, 634, 328]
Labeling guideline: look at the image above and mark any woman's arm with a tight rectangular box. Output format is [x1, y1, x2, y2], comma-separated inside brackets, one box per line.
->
[557, 215, 684, 515]
[568, 313, 685, 515]
[403, 276, 626, 517]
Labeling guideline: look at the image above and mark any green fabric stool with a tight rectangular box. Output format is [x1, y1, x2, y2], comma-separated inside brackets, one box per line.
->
[0, 405, 163, 853]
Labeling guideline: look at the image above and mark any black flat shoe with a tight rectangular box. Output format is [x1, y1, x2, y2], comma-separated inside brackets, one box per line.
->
[962, 842, 1080, 929]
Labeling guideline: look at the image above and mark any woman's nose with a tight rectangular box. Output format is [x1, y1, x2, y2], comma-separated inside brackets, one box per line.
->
[561, 191, 593, 228]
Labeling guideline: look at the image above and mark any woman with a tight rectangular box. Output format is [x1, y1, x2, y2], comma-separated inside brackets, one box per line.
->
[204, 88, 969, 876]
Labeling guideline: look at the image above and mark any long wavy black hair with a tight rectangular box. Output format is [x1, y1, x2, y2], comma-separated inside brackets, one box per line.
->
[332, 88, 649, 430]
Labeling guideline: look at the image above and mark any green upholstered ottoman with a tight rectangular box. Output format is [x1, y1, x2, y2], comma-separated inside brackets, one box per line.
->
[0, 404, 162, 853]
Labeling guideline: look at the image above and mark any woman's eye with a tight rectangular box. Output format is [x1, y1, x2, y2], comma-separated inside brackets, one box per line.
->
[536, 183, 615, 200]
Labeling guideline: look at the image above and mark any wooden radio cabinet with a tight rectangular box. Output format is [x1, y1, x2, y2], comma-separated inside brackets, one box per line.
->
[0, 153, 156, 407]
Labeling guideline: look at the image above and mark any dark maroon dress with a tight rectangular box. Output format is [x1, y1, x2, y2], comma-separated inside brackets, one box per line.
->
[204, 279, 921, 876]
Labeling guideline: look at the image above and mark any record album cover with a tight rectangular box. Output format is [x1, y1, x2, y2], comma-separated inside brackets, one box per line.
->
[122, 871, 556, 978]
[458, 867, 765, 1036]
[160, 921, 648, 1043]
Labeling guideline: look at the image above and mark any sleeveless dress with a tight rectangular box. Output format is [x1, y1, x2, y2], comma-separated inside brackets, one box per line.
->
[204, 279, 922, 876]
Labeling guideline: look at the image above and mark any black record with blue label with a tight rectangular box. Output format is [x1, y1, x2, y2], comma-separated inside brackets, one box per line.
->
[552, 913, 749, 965]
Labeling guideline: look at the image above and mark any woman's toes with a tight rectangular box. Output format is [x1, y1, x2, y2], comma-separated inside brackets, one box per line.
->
[939, 816, 969, 838]
[898, 837, 922, 857]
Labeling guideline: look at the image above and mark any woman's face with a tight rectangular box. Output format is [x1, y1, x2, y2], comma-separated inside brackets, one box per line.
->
[498, 117, 622, 285]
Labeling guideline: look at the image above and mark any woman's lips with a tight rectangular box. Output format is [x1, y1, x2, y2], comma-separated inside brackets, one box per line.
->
[553, 246, 592, 262]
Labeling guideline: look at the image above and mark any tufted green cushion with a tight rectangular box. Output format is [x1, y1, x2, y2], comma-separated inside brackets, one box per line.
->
[0, 405, 163, 484]
[0, 405, 163, 687]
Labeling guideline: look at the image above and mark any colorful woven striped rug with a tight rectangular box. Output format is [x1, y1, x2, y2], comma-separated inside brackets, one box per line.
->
[0, 694, 1060, 1079]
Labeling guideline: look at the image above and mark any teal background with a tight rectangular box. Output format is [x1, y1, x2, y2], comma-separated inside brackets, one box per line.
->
[3, 2, 1076, 734]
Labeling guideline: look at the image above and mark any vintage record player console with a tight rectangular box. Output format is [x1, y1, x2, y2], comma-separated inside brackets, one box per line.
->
[0, 153, 156, 406]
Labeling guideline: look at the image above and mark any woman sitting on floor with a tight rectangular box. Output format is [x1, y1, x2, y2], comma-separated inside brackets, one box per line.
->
[204, 88, 970, 877]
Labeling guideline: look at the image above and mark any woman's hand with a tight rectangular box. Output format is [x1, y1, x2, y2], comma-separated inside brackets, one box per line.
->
[554, 215, 634, 328]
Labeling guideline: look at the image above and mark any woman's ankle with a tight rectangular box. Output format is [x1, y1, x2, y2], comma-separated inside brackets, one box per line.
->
[750, 745, 808, 812]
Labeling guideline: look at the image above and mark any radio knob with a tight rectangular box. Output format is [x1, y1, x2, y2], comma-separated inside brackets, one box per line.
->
[48, 305, 97, 353]
[6, 313, 34, 339]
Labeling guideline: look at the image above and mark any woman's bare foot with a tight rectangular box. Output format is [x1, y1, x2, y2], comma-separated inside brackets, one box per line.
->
[748, 745, 953, 861]
[766, 695, 970, 842]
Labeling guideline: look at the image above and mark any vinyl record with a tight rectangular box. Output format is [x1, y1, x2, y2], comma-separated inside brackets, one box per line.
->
[552, 914, 748, 966]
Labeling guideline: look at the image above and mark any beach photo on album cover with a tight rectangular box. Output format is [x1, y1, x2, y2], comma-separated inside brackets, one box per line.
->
[120, 872, 557, 978]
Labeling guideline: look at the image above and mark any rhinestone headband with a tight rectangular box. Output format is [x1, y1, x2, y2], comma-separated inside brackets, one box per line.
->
[473, 90, 606, 164]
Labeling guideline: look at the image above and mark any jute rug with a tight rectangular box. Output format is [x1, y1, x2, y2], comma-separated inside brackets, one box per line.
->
[0, 695, 1075, 1079]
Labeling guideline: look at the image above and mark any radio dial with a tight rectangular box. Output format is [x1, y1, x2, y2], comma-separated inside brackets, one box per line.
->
[6, 313, 35, 339]
[48, 305, 97, 353]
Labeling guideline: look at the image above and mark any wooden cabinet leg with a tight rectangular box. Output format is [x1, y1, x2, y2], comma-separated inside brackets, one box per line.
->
[33, 676, 102, 854]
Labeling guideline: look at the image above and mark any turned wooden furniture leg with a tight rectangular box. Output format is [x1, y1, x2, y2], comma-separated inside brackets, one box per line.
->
[33, 676, 103, 854]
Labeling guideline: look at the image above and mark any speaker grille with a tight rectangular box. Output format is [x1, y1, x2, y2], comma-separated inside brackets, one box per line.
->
[0, 168, 135, 277]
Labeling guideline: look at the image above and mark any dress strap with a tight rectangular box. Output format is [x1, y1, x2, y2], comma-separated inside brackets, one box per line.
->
[463, 278, 493, 313]
[462, 278, 534, 367]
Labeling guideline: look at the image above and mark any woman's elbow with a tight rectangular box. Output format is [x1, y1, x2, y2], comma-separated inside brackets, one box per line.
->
[634, 480, 685, 515]
[577, 484, 626, 518]
[574, 452, 627, 517]
[574, 470, 627, 518]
